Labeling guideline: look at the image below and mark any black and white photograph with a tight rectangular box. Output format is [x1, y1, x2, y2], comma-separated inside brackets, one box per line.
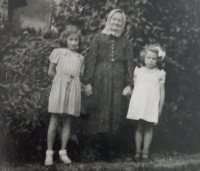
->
[0, 0, 200, 170]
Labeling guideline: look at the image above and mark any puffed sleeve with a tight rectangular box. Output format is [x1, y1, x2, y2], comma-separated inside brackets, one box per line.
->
[159, 69, 166, 83]
[49, 49, 61, 64]
[83, 34, 100, 85]
[125, 40, 134, 87]
[133, 66, 139, 82]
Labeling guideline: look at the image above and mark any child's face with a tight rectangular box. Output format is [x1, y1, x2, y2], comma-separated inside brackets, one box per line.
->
[144, 51, 158, 69]
[110, 12, 123, 32]
[67, 33, 79, 51]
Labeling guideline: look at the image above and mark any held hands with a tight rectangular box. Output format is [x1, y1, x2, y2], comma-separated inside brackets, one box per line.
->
[122, 86, 132, 96]
[84, 84, 93, 96]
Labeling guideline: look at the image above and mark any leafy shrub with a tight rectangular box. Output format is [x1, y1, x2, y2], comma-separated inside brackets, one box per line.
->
[0, 32, 58, 160]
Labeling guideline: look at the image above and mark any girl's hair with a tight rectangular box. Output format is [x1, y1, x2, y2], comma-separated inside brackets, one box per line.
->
[59, 25, 81, 48]
[139, 43, 165, 68]
[140, 43, 161, 60]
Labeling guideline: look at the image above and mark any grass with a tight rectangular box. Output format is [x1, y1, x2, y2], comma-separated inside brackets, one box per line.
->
[1, 153, 200, 171]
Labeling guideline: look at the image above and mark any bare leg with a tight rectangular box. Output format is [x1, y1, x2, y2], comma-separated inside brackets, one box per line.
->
[61, 115, 71, 150]
[45, 114, 59, 165]
[59, 115, 71, 164]
[135, 120, 144, 154]
[142, 121, 153, 158]
[47, 114, 59, 150]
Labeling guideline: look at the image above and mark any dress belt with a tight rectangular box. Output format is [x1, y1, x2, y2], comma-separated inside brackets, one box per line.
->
[56, 72, 79, 79]
[98, 61, 124, 64]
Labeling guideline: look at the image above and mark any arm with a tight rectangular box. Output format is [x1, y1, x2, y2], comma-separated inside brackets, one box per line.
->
[48, 62, 56, 78]
[80, 56, 86, 92]
[125, 41, 134, 88]
[122, 41, 134, 96]
[159, 83, 165, 116]
[48, 49, 60, 78]
[80, 56, 85, 77]
[83, 34, 100, 96]
[83, 34, 99, 86]
[133, 75, 137, 86]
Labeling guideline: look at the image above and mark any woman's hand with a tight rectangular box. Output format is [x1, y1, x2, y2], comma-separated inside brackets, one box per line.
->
[122, 86, 132, 96]
[84, 84, 93, 96]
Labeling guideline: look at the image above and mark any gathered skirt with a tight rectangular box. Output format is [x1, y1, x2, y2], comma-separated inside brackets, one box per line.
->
[48, 74, 81, 117]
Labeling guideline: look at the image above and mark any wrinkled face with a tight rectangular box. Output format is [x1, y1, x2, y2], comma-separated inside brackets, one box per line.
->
[144, 51, 158, 69]
[110, 12, 123, 32]
[67, 33, 79, 51]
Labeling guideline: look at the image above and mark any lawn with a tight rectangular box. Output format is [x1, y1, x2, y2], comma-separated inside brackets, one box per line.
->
[1, 153, 200, 171]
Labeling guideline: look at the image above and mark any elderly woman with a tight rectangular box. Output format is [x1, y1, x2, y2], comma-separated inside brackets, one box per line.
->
[83, 9, 134, 160]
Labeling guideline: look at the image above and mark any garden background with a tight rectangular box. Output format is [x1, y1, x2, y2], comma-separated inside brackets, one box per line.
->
[0, 0, 200, 170]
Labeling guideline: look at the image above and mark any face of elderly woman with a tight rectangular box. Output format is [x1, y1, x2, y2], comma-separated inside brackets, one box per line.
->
[110, 12, 123, 32]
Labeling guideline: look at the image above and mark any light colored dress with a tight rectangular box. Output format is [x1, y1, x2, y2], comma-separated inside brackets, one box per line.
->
[127, 66, 165, 124]
[48, 48, 84, 117]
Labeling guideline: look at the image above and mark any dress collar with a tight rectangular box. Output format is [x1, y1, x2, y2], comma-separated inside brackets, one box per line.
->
[63, 48, 79, 56]
[141, 67, 157, 73]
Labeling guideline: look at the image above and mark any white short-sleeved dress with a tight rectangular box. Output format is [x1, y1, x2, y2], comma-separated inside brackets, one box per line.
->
[48, 48, 84, 117]
[127, 66, 166, 124]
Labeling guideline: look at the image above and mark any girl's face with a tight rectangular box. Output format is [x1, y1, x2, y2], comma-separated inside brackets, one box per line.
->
[67, 33, 79, 51]
[144, 51, 158, 69]
[110, 12, 123, 32]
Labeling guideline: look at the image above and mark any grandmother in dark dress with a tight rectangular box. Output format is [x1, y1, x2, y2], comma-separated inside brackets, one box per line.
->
[83, 9, 134, 159]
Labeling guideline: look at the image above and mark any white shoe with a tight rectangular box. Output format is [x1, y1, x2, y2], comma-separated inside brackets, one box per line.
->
[45, 150, 54, 166]
[59, 150, 72, 164]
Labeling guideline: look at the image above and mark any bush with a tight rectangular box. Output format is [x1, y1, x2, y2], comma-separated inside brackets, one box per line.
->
[0, 33, 57, 129]
[0, 32, 57, 160]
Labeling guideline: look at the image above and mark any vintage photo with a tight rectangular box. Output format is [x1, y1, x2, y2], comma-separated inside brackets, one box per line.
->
[0, 0, 200, 170]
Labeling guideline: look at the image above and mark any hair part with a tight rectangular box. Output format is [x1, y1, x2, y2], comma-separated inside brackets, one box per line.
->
[59, 25, 81, 48]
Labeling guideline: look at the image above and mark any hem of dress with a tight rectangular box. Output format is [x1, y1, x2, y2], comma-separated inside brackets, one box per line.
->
[48, 112, 80, 117]
[126, 117, 158, 125]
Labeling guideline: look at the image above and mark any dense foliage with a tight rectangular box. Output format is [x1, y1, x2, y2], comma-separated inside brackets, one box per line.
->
[0, 0, 200, 160]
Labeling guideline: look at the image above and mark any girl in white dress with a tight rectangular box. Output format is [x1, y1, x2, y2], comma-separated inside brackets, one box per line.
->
[127, 44, 166, 161]
[45, 25, 84, 166]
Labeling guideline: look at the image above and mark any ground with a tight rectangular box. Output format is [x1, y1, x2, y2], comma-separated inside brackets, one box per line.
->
[1, 153, 200, 171]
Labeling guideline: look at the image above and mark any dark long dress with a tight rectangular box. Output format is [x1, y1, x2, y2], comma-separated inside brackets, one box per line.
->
[83, 33, 134, 134]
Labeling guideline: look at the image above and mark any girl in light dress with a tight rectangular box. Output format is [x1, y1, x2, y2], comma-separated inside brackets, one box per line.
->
[127, 44, 166, 161]
[45, 25, 84, 166]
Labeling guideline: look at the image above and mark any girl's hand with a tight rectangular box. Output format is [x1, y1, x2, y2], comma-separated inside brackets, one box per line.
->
[81, 83, 85, 92]
[122, 86, 132, 96]
[84, 84, 92, 96]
